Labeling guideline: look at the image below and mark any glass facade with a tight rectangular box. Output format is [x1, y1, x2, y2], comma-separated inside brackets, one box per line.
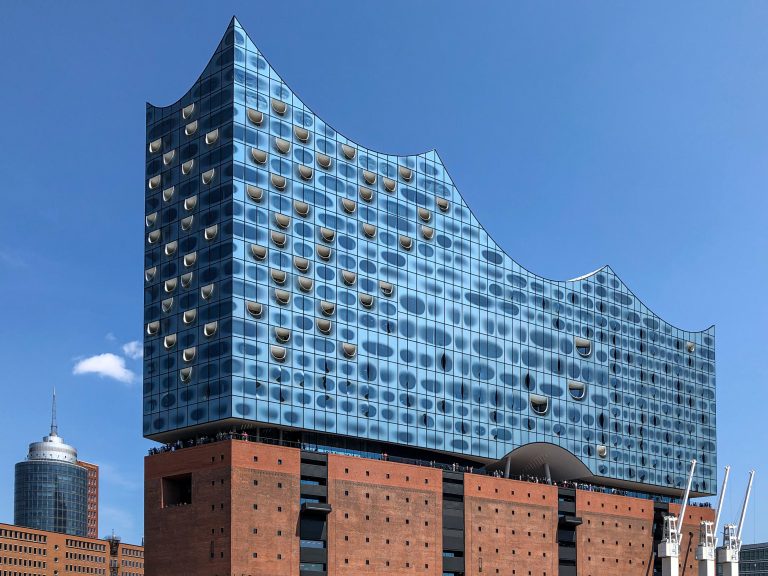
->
[740, 544, 768, 576]
[14, 460, 88, 537]
[143, 18, 717, 496]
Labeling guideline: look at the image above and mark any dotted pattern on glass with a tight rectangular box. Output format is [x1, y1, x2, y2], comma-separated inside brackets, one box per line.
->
[143, 19, 717, 496]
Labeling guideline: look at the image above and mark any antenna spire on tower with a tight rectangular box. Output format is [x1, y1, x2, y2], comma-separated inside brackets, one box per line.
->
[50, 387, 58, 436]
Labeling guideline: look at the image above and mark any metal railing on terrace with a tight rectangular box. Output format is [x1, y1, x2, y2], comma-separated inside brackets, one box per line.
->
[147, 432, 711, 507]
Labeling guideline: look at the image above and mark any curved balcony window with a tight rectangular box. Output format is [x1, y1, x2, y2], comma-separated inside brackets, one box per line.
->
[247, 108, 263, 125]
[294, 200, 310, 217]
[162, 297, 174, 313]
[399, 235, 413, 251]
[342, 198, 356, 214]
[146, 321, 159, 336]
[182, 103, 195, 119]
[362, 170, 376, 185]
[148, 176, 161, 190]
[148, 230, 161, 244]
[200, 284, 214, 300]
[320, 301, 335, 316]
[274, 137, 291, 154]
[183, 252, 197, 267]
[246, 301, 262, 318]
[341, 144, 356, 160]
[204, 225, 218, 241]
[164, 241, 177, 256]
[399, 165, 413, 181]
[362, 223, 376, 239]
[163, 150, 175, 165]
[181, 215, 194, 231]
[162, 186, 175, 202]
[250, 244, 267, 261]
[144, 267, 157, 282]
[247, 185, 263, 202]
[274, 213, 291, 228]
[597, 445, 608, 458]
[297, 276, 313, 292]
[271, 345, 287, 362]
[342, 343, 357, 358]
[251, 148, 267, 164]
[421, 226, 434, 240]
[275, 327, 291, 343]
[163, 334, 177, 349]
[275, 289, 291, 305]
[181, 272, 193, 288]
[298, 165, 313, 181]
[271, 231, 287, 248]
[184, 120, 198, 136]
[383, 177, 396, 192]
[146, 212, 157, 227]
[320, 227, 335, 243]
[317, 153, 332, 169]
[316, 245, 332, 261]
[294, 257, 310, 273]
[568, 380, 587, 400]
[201, 169, 215, 185]
[183, 309, 197, 324]
[342, 270, 357, 285]
[179, 367, 192, 383]
[359, 186, 374, 203]
[530, 394, 549, 416]
[294, 126, 310, 142]
[574, 337, 592, 358]
[379, 281, 394, 297]
[271, 174, 287, 190]
[316, 318, 332, 335]
[183, 195, 197, 211]
[182, 347, 196, 362]
[181, 159, 194, 175]
[149, 138, 162, 153]
[436, 197, 450, 212]
[205, 129, 219, 145]
[271, 269, 287, 285]
[686, 341, 696, 353]
[164, 278, 177, 293]
[271, 98, 288, 115]
[203, 321, 218, 337]
[359, 293, 374, 309]
[418, 207, 431, 222]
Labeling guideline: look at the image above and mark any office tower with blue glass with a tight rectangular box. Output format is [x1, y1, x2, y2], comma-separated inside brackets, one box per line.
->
[144, 18, 717, 576]
[14, 394, 89, 538]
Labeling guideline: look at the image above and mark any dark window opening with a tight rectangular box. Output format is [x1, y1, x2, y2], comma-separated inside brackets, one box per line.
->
[162, 474, 192, 507]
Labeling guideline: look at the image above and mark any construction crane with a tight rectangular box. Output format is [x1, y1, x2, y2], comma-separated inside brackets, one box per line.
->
[696, 465, 730, 576]
[717, 470, 755, 576]
[658, 459, 698, 576]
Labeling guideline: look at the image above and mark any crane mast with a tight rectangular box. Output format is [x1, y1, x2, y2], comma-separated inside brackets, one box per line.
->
[659, 459, 697, 576]
[696, 465, 730, 576]
[716, 470, 755, 576]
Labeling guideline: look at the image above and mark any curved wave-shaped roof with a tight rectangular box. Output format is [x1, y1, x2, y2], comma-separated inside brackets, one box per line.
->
[144, 17, 717, 495]
[148, 17, 712, 336]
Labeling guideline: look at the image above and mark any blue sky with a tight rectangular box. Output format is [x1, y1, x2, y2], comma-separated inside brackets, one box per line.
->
[0, 2, 766, 545]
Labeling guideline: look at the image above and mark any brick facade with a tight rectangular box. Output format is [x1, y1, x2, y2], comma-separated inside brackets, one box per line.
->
[77, 461, 99, 540]
[145, 440, 715, 576]
[0, 523, 143, 576]
[464, 476, 559, 576]
[327, 454, 443, 575]
[576, 490, 655, 575]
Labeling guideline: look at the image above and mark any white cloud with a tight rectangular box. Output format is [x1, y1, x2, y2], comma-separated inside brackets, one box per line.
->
[73, 353, 135, 384]
[122, 341, 143, 360]
[105, 332, 116, 341]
